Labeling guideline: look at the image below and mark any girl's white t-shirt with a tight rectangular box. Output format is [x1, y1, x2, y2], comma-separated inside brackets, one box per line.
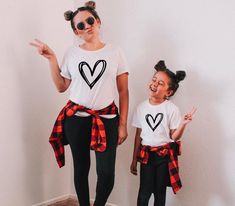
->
[132, 100, 181, 147]
[60, 43, 129, 116]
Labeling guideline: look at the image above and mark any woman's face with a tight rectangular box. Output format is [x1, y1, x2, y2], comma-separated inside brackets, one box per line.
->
[73, 11, 101, 41]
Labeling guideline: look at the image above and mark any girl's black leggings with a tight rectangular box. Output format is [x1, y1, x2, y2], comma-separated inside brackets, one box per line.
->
[64, 115, 118, 206]
[137, 152, 170, 206]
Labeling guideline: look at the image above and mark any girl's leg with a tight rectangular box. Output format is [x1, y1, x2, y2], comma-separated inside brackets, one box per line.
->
[153, 155, 169, 206]
[94, 116, 119, 206]
[137, 163, 155, 206]
[64, 115, 92, 206]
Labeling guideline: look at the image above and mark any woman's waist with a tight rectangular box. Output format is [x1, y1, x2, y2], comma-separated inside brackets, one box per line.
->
[67, 98, 118, 118]
[69, 97, 115, 110]
[74, 111, 117, 119]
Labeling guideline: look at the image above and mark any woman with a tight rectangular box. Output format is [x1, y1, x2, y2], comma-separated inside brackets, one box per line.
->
[30, 1, 129, 206]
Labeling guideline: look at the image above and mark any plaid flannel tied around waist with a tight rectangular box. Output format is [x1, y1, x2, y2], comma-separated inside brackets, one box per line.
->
[137, 141, 182, 194]
[49, 100, 118, 168]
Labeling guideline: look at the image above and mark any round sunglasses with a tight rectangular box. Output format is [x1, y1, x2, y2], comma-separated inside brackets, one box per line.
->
[76, 16, 95, 30]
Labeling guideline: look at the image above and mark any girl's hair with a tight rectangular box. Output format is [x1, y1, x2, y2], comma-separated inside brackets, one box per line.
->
[154, 60, 186, 97]
[64, 1, 100, 31]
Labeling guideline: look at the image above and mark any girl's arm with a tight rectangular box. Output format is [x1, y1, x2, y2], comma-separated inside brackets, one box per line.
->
[116, 73, 129, 145]
[130, 128, 142, 175]
[171, 107, 197, 141]
[30, 39, 71, 92]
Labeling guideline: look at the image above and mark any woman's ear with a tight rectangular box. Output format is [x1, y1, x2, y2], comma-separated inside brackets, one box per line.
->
[96, 19, 101, 27]
[73, 29, 78, 35]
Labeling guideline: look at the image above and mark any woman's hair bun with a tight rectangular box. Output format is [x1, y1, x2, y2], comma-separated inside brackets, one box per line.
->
[154, 60, 167, 71]
[64, 10, 74, 21]
[175, 71, 186, 83]
[85, 1, 96, 10]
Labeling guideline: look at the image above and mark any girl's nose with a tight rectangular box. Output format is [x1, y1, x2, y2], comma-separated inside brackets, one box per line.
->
[153, 82, 158, 87]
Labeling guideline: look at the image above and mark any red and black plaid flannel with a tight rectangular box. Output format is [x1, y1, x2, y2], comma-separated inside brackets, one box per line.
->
[49, 100, 118, 168]
[137, 141, 182, 194]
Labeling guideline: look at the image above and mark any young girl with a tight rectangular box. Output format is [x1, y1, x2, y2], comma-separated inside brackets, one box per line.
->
[130, 60, 196, 206]
[30, 1, 129, 206]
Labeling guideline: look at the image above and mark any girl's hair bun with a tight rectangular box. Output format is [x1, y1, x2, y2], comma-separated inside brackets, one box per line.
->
[64, 10, 74, 21]
[154, 60, 167, 70]
[85, 1, 96, 10]
[175, 71, 186, 83]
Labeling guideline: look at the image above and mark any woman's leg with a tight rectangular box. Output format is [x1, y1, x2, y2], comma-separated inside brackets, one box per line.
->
[64, 115, 92, 206]
[93, 116, 119, 206]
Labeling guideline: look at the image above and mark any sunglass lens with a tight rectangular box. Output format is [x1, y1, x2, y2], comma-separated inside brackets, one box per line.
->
[77, 22, 85, 30]
[87, 17, 95, 25]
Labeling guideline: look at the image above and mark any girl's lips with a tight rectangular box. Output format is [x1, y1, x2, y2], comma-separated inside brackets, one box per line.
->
[150, 86, 157, 92]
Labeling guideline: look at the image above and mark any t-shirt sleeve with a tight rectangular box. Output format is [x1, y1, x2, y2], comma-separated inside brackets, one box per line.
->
[60, 51, 72, 80]
[132, 107, 141, 128]
[117, 47, 129, 76]
[169, 106, 181, 129]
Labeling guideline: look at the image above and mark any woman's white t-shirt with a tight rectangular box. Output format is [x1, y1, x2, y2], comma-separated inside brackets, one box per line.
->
[60, 43, 129, 116]
[132, 100, 181, 147]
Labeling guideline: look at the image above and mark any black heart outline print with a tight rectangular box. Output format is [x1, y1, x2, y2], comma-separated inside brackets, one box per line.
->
[145, 113, 164, 131]
[78, 60, 107, 89]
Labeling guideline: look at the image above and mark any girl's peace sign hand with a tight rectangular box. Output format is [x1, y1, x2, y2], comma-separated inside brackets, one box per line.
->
[182, 107, 197, 125]
[30, 39, 55, 60]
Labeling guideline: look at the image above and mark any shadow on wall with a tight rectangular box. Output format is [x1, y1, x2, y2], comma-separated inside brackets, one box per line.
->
[15, 45, 55, 203]
[176, 70, 234, 206]
[6, 38, 66, 205]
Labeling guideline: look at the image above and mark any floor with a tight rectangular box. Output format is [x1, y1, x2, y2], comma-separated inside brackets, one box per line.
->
[48, 198, 79, 206]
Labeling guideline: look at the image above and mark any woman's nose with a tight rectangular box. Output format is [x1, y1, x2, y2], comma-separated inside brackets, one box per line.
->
[84, 22, 92, 30]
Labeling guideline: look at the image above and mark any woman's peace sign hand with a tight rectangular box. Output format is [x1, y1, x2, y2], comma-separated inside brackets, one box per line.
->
[30, 39, 55, 60]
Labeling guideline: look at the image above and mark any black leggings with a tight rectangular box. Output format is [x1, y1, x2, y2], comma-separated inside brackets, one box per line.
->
[137, 152, 170, 206]
[64, 115, 118, 206]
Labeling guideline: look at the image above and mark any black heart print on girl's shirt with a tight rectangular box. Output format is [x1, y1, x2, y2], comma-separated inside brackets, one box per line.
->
[78, 60, 107, 89]
[145, 113, 164, 131]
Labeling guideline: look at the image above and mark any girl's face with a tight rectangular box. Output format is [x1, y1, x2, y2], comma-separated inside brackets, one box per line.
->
[73, 11, 101, 41]
[149, 71, 173, 101]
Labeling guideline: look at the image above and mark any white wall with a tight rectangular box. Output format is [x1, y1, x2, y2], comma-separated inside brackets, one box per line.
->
[1, 0, 235, 206]
[81, 0, 235, 206]
[0, 1, 74, 205]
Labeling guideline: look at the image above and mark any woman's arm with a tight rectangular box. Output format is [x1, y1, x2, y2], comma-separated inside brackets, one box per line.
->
[130, 128, 142, 175]
[116, 73, 129, 145]
[48, 57, 71, 92]
[30, 39, 71, 92]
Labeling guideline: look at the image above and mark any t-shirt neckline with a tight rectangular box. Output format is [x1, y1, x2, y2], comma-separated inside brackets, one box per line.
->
[77, 43, 109, 53]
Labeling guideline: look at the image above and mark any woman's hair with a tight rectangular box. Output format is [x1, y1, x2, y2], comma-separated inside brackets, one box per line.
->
[154, 60, 186, 97]
[64, 1, 100, 31]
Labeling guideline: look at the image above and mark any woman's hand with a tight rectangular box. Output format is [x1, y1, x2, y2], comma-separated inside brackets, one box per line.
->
[30, 39, 55, 60]
[118, 124, 128, 145]
[30, 39, 71, 92]
[130, 159, 138, 175]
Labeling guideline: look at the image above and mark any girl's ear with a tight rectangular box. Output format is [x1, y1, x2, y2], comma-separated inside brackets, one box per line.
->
[167, 89, 173, 97]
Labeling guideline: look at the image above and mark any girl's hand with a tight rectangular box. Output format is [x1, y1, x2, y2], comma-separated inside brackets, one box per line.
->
[182, 107, 197, 125]
[130, 159, 138, 175]
[118, 124, 128, 145]
[30, 39, 55, 60]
